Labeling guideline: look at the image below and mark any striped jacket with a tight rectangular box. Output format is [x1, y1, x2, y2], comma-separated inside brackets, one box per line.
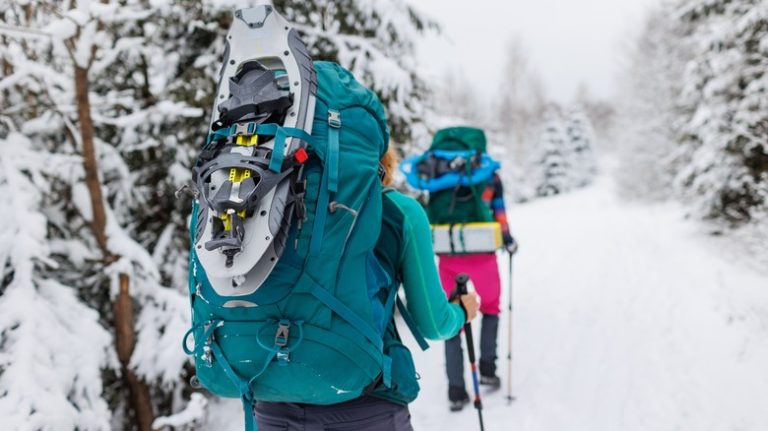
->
[481, 173, 514, 246]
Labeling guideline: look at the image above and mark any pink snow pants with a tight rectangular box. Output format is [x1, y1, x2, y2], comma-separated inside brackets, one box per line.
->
[439, 253, 501, 315]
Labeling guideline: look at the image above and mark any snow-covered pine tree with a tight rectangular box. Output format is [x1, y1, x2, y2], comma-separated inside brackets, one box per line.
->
[572, 85, 615, 150]
[1, 0, 438, 428]
[120, 0, 437, 164]
[270, 0, 436, 144]
[614, 4, 691, 201]
[565, 106, 598, 187]
[674, 0, 768, 223]
[534, 111, 571, 197]
[0, 129, 115, 430]
[0, 2, 200, 429]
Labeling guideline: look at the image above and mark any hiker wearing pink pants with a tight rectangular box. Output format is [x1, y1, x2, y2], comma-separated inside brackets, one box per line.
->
[440, 173, 517, 410]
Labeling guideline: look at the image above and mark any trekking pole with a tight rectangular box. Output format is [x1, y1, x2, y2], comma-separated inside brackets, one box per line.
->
[506, 250, 516, 404]
[455, 273, 485, 431]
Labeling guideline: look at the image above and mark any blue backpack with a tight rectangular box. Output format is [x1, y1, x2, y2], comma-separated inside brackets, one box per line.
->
[184, 62, 425, 430]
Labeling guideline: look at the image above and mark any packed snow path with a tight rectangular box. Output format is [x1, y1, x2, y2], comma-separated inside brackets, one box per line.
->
[207, 175, 768, 430]
[408, 176, 768, 431]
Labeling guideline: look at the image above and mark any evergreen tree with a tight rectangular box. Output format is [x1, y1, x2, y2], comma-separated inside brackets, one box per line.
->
[0, 130, 115, 430]
[0, 0, 436, 428]
[534, 112, 571, 197]
[0, 2, 195, 428]
[674, 0, 768, 223]
[565, 107, 598, 187]
[614, 4, 691, 201]
[273, 0, 435, 143]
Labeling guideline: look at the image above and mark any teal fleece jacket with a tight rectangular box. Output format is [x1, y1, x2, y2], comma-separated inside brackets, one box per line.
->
[375, 190, 465, 340]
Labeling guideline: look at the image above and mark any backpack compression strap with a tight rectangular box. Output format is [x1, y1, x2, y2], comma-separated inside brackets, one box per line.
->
[299, 281, 392, 387]
[309, 109, 342, 256]
[395, 296, 430, 351]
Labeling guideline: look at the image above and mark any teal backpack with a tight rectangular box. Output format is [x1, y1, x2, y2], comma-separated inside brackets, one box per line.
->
[183, 62, 424, 429]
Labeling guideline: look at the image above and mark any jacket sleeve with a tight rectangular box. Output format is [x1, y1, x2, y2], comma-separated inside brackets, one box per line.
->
[391, 193, 465, 340]
[483, 173, 514, 245]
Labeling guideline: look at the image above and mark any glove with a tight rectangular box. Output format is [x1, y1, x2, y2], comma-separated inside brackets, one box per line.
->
[504, 237, 519, 255]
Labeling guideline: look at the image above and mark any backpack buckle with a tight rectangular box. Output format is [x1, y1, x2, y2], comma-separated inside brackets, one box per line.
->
[327, 110, 341, 128]
[232, 122, 255, 136]
[274, 320, 291, 366]
[274, 320, 290, 347]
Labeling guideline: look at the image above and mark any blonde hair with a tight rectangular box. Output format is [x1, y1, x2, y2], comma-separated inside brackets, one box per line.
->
[380, 146, 399, 186]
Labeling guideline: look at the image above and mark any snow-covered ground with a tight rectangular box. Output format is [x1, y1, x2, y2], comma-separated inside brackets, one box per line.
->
[208, 173, 768, 430]
[409, 176, 768, 431]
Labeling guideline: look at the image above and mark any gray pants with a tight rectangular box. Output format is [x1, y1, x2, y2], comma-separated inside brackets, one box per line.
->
[445, 314, 499, 389]
[255, 396, 413, 431]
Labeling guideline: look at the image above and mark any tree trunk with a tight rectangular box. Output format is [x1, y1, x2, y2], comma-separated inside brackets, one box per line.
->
[115, 274, 154, 431]
[74, 66, 110, 253]
[1, 34, 11, 107]
[139, 54, 156, 108]
[74, 65, 155, 431]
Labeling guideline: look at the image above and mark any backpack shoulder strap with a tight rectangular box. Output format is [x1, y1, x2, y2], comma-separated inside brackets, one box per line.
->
[378, 188, 429, 350]
[394, 294, 429, 351]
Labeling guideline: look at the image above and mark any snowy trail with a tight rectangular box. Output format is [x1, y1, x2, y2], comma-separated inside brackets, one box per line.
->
[408, 176, 768, 431]
[208, 175, 768, 431]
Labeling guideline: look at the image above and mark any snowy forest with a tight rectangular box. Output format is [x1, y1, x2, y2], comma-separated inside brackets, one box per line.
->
[1, 0, 767, 430]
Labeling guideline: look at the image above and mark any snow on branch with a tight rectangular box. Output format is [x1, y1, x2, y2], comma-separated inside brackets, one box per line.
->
[0, 132, 113, 429]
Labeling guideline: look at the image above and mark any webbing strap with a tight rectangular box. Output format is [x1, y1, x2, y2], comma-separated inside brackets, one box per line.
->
[253, 124, 314, 144]
[327, 110, 341, 193]
[309, 168, 330, 256]
[253, 124, 314, 173]
[459, 224, 466, 253]
[206, 129, 230, 146]
[182, 321, 220, 357]
[209, 340, 257, 431]
[308, 284, 383, 351]
[396, 296, 430, 351]
[205, 122, 315, 176]
[448, 224, 456, 255]
[382, 354, 393, 388]
[269, 126, 287, 173]
[241, 398, 257, 431]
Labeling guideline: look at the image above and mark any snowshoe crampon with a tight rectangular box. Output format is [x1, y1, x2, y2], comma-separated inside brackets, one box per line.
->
[192, 2, 317, 298]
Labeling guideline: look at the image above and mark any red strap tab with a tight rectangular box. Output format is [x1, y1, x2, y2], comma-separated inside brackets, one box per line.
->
[294, 148, 309, 164]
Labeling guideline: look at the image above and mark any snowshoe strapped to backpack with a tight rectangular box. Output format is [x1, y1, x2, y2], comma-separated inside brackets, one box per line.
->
[183, 5, 392, 430]
[400, 126, 499, 225]
[193, 2, 317, 293]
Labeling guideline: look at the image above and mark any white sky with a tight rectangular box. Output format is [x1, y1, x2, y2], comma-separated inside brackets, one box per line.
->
[414, 0, 661, 104]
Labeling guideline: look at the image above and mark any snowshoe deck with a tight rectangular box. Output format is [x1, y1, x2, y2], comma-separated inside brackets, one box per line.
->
[193, 1, 317, 299]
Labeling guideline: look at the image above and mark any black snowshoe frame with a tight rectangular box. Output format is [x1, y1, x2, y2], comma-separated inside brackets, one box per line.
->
[193, 130, 308, 267]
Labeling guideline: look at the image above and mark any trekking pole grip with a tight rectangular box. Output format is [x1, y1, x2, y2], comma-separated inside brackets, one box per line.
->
[455, 273, 470, 295]
[452, 273, 471, 323]
[455, 273, 477, 363]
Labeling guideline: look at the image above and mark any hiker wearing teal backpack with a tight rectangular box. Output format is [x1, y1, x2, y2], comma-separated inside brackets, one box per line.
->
[400, 126, 518, 411]
[252, 147, 480, 430]
[183, 7, 479, 429]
